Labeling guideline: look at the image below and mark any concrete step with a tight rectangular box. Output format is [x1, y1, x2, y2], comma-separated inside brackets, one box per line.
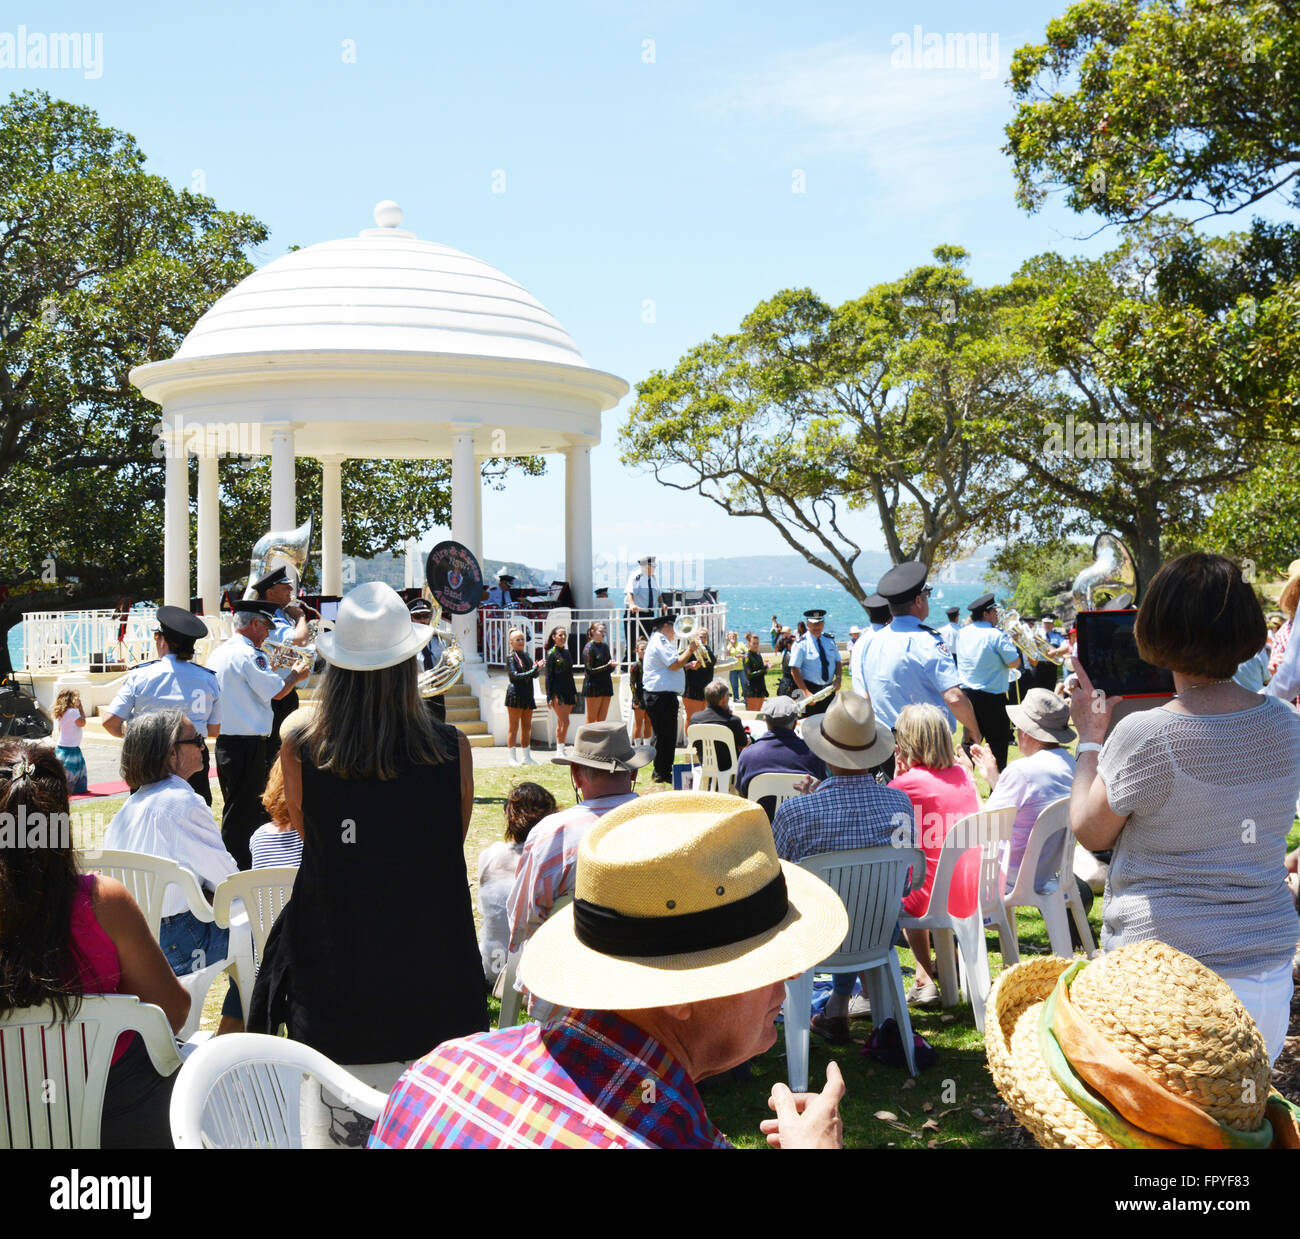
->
[442, 684, 474, 699]
[444, 706, 481, 723]
[467, 734, 495, 748]
[453, 720, 488, 737]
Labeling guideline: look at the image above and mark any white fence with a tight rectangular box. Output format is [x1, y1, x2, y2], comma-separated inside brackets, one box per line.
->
[480, 603, 729, 669]
[19, 609, 232, 674]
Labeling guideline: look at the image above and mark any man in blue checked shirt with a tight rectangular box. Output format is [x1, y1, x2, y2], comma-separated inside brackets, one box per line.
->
[770, 692, 914, 1044]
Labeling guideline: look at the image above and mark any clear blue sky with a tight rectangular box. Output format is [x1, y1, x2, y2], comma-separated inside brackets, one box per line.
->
[7, 2, 1280, 584]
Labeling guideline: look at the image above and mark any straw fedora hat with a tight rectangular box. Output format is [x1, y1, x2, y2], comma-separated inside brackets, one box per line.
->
[1005, 688, 1075, 745]
[518, 792, 849, 1010]
[986, 941, 1300, 1149]
[551, 721, 651, 772]
[801, 692, 893, 770]
[314, 581, 435, 672]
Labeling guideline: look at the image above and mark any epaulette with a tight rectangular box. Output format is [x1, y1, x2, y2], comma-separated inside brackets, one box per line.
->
[129, 659, 159, 671]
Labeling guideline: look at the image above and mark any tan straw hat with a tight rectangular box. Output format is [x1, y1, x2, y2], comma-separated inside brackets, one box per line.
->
[518, 792, 849, 1010]
[801, 692, 893, 770]
[1005, 687, 1075, 745]
[986, 941, 1300, 1150]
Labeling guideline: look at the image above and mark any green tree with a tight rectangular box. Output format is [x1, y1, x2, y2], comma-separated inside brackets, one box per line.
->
[987, 539, 1094, 618]
[1006, 0, 1300, 224]
[620, 249, 1031, 608]
[1204, 443, 1300, 576]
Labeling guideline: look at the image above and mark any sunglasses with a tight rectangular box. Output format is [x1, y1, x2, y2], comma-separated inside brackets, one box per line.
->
[174, 735, 206, 749]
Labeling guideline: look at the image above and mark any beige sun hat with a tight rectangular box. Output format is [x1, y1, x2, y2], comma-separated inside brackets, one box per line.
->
[313, 581, 435, 671]
[518, 792, 849, 1010]
[800, 691, 893, 770]
[1005, 687, 1076, 745]
[986, 941, 1299, 1150]
[551, 721, 651, 772]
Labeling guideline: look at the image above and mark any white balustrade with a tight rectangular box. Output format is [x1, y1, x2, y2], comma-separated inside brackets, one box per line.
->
[19, 609, 232, 673]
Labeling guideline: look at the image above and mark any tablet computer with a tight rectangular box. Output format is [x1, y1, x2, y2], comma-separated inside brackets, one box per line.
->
[1074, 610, 1174, 698]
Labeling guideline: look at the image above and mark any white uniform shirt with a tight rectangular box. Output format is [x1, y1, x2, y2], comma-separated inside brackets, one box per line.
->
[104, 654, 222, 734]
[642, 630, 684, 694]
[206, 634, 283, 737]
[103, 774, 237, 918]
[625, 571, 656, 610]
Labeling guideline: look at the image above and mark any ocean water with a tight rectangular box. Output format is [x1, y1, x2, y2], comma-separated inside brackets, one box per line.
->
[716, 583, 990, 642]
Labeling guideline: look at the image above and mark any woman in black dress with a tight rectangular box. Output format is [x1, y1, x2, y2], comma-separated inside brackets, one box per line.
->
[743, 631, 770, 710]
[581, 621, 615, 724]
[544, 625, 577, 756]
[505, 627, 539, 766]
[776, 628, 796, 697]
[629, 636, 650, 744]
[249, 582, 486, 1138]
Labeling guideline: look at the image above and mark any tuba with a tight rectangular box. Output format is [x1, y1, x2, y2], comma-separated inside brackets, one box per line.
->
[417, 591, 465, 698]
[1071, 533, 1139, 615]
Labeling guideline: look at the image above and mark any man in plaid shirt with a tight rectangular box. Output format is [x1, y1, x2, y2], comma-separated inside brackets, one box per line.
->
[770, 692, 912, 1042]
[369, 792, 851, 1150]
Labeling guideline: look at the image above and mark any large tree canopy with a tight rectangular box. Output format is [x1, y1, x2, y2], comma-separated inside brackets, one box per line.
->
[1006, 0, 1300, 224]
[620, 249, 1031, 607]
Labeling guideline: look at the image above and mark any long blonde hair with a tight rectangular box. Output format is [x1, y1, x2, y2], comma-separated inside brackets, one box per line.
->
[52, 689, 82, 720]
[302, 659, 449, 780]
[893, 704, 955, 771]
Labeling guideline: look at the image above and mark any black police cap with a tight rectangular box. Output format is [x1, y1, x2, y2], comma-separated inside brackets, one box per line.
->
[968, 592, 996, 614]
[156, 605, 208, 641]
[876, 561, 929, 604]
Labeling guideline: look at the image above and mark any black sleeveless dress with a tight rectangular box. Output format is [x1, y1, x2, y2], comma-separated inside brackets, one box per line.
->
[505, 650, 538, 709]
[545, 646, 577, 706]
[249, 725, 488, 1063]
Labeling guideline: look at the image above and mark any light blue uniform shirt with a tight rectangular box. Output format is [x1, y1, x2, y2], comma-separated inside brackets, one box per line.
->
[104, 653, 221, 734]
[939, 622, 961, 657]
[956, 621, 1021, 694]
[206, 634, 284, 736]
[860, 615, 962, 729]
[625, 571, 656, 610]
[789, 632, 840, 687]
[1233, 644, 1271, 692]
[850, 622, 887, 698]
[642, 631, 684, 694]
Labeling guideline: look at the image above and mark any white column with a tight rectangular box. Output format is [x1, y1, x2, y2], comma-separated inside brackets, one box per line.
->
[269, 423, 296, 531]
[163, 419, 190, 607]
[196, 447, 220, 614]
[320, 456, 344, 596]
[471, 459, 483, 565]
[451, 428, 481, 658]
[564, 442, 593, 611]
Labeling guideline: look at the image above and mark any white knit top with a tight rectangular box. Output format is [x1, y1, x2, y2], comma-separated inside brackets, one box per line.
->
[1097, 697, 1300, 977]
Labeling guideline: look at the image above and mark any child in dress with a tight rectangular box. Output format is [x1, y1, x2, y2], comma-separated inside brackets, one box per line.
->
[476, 782, 557, 985]
[52, 689, 88, 794]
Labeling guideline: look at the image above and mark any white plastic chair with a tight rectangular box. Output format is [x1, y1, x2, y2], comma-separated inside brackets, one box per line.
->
[169, 1032, 387, 1149]
[686, 723, 739, 793]
[783, 845, 926, 1090]
[744, 772, 807, 817]
[212, 867, 298, 1013]
[998, 797, 1097, 964]
[0, 996, 182, 1148]
[498, 894, 573, 1028]
[896, 808, 1015, 1034]
[84, 850, 247, 1040]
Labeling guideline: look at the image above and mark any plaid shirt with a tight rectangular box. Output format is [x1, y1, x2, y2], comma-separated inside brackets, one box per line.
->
[367, 1009, 731, 1149]
[771, 774, 914, 863]
[506, 794, 638, 952]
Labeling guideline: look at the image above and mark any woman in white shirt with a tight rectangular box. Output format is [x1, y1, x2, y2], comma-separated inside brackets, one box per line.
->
[104, 708, 243, 1032]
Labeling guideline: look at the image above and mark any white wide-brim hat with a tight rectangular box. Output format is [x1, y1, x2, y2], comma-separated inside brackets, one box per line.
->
[314, 581, 435, 672]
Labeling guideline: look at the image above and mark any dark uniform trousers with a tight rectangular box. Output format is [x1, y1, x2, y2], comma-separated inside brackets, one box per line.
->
[643, 690, 680, 783]
[799, 683, 833, 718]
[267, 689, 299, 777]
[187, 743, 213, 806]
[216, 734, 268, 871]
[965, 687, 1014, 771]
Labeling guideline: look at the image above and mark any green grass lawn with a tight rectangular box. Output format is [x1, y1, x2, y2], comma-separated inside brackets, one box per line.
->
[70, 743, 1299, 1150]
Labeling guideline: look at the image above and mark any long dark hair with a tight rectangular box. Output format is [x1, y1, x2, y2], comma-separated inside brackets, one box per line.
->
[0, 741, 83, 1019]
[304, 659, 450, 779]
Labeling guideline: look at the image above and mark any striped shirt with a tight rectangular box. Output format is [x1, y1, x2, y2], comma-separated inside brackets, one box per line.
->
[367, 1009, 730, 1149]
[250, 823, 303, 869]
[506, 793, 638, 952]
[771, 774, 914, 863]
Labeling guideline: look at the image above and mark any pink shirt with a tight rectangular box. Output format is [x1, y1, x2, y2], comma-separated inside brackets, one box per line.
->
[68, 874, 132, 1064]
[889, 765, 980, 917]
